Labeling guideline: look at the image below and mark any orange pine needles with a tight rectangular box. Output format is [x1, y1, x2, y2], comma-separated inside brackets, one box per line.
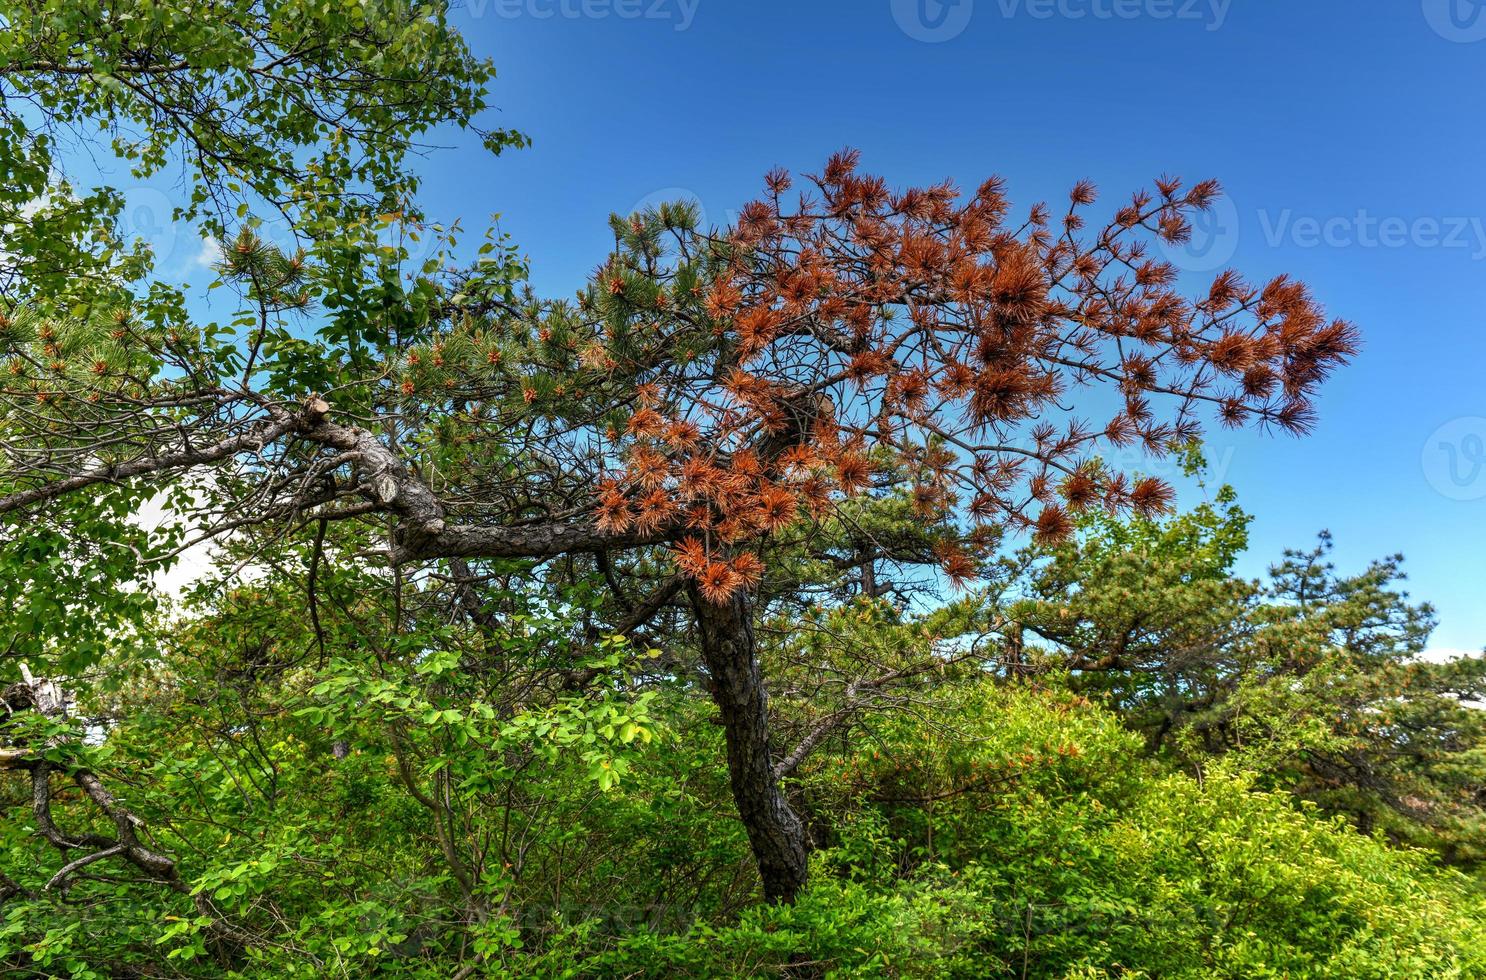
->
[596, 481, 632, 533]
[587, 150, 1358, 603]
[934, 541, 977, 590]
[697, 560, 740, 605]
[835, 454, 872, 496]
[625, 406, 666, 439]
[672, 536, 709, 577]
[755, 485, 798, 532]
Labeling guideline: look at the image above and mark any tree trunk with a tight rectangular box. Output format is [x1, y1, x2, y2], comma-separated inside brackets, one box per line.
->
[690, 586, 810, 903]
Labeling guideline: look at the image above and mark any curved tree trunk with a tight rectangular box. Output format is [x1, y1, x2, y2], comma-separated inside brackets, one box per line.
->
[690, 586, 810, 903]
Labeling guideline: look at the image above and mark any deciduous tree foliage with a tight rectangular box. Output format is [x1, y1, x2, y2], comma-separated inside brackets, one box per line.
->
[0, 575, 1482, 976]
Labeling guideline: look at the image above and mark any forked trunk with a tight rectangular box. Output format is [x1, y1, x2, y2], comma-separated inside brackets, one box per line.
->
[690, 586, 810, 903]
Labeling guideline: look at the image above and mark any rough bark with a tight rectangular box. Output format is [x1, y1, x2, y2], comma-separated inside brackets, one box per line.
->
[689, 585, 810, 903]
[296, 412, 679, 563]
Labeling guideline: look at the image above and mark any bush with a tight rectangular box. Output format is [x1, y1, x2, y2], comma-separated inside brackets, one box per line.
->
[482, 684, 1486, 978]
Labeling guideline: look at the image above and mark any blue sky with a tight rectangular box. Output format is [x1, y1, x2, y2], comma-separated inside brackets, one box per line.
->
[126, 1, 1486, 650]
[416, 0, 1486, 651]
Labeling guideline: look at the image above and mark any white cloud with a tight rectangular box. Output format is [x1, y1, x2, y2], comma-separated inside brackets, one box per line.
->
[1418, 647, 1482, 664]
[194, 235, 223, 269]
[133, 486, 218, 599]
